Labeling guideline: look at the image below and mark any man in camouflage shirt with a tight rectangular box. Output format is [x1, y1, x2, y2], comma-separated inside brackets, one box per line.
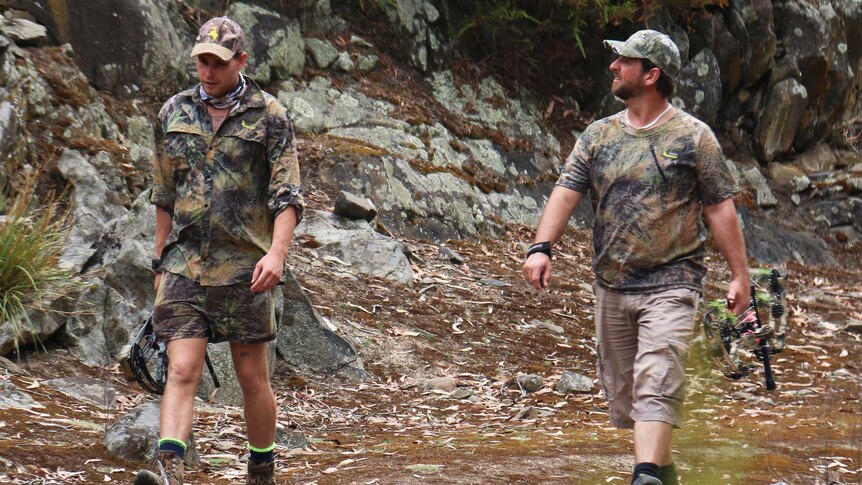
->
[523, 30, 749, 485]
[135, 17, 303, 485]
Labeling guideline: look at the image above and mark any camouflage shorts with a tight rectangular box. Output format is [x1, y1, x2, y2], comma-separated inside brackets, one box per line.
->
[153, 271, 277, 344]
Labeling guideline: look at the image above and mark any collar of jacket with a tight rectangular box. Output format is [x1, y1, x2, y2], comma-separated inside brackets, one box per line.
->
[188, 74, 266, 114]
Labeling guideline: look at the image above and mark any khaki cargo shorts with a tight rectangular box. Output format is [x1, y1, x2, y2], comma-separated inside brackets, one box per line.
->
[153, 271, 277, 344]
[594, 285, 700, 429]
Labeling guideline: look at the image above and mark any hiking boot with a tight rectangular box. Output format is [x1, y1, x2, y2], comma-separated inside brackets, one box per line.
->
[133, 450, 184, 485]
[632, 473, 663, 485]
[246, 460, 275, 485]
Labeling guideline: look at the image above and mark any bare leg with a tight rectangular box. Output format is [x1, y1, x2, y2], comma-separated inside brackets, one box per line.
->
[634, 420, 674, 466]
[230, 342, 276, 448]
[160, 338, 208, 441]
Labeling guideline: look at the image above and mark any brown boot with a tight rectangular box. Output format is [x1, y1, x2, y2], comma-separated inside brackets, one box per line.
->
[246, 460, 275, 485]
[133, 450, 184, 485]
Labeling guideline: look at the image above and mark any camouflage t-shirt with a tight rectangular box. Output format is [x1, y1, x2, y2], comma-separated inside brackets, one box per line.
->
[149, 76, 304, 286]
[557, 109, 738, 293]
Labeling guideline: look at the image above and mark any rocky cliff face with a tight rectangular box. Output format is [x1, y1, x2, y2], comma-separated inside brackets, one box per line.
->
[0, 0, 859, 397]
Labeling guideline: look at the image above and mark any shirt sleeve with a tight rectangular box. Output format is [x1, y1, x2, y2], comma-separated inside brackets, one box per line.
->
[148, 102, 176, 211]
[266, 101, 305, 223]
[695, 127, 739, 206]
[555, 125, 594, 194]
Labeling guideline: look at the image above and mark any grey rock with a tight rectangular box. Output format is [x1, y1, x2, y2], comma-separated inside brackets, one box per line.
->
[480, 278, 509, 287]
[438, 246, 465, 265]
[753, 78, 808, 162]
[529, 320, 564, 334]
[796, 143, 837, 173]
[13, 0, 190, 95]
[556, 371, 593, 394]
[0, 380, 35, 409]
[742, 167, 778, 208]
[276, 429, 309, 449]
[810, 200, 855, 228]
[295, 210, 412, 285]
[305, 38, 339, 69]
[791, 175, 811, 193]
[732, 0, 777, 86]
[514, 374, 543, 393]
[104, 401, 200, 465]
[56, 149, 128, 273]
[450, 388, 474, 400]
[332, 51, 355, 72]
[420, 376, 457, 392]
[227, 3, 305, 82]
[673, 49, 722, 123]
[276, 269, 365, 380]
[350, 35, 373, 48]
[380, 0, 449, 72]
[357, 54, 379, 72]
[277, 77, 395, 133]
[44, 376, 116, 409]
[334, 191, 377, 222]
[0, 18, 46, 46]
[739, 207, 837, 266]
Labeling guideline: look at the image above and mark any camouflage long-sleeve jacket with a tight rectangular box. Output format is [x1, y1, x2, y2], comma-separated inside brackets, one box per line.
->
[149, 76, 304, 286]
[557, 110, 738, 293]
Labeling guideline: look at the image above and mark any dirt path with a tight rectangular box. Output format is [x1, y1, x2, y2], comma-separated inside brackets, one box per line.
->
[0, 229, 859, 484]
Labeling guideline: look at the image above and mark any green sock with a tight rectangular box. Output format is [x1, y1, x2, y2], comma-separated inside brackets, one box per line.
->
[248, 442, 275, 463]
[157, 438, 186, 459]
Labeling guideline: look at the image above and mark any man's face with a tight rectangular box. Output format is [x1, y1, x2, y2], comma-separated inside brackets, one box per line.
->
[609, 56, 650, 100]
[196, 52, 247, 98]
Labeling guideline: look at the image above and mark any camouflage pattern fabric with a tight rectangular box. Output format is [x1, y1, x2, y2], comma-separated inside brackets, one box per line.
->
[190, 17, 246, 61]
[153, 271, 276, 344]
[604, 29, 681, 78]
[150, 76, 304, 286]
[557, 110, 738, 293]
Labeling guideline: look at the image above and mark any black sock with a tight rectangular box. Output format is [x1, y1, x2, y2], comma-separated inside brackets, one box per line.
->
[658, 464, 678, 485]
[632, 462, 660, 483]
[248, 443, 275, 464]
[157, 438, 186, 460]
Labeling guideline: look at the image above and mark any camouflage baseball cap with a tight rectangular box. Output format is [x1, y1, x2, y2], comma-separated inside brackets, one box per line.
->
[190, 17, 245, 61]
[603, 29, 681, 78]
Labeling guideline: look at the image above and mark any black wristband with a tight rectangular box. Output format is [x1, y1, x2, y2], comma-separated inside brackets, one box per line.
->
[526, 241, 552, 259]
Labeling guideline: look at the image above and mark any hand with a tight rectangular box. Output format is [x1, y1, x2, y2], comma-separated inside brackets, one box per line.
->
[726, 276, 749, 315]
[522, 253, 552, 292]
[251, 251, 286, 292]
[153, 272, 163, 292]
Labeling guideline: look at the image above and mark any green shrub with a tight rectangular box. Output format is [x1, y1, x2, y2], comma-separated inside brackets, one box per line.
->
[0, 186, 74, 350]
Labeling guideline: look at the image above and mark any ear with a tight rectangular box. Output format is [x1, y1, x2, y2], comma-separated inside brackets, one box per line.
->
[643, 67, 661, 87]
[236, 52, 248, 70]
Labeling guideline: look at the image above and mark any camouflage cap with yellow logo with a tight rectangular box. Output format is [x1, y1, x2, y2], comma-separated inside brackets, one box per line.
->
[603, 29, 681, 78]
[190, 17, 245, 61]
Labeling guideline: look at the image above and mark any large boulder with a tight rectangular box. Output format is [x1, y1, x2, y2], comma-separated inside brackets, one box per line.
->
[277, 271, 366, 381]
[104, 401, 200, 465]
[753, 78, 808, 162]
[673, 49, 723, 123]
[380, 0, 450, 72]
[730, 0, 776, 86]
[10, 0, 191, 97]
[296, 210, 413, 285]
[225, 3, 305, 82]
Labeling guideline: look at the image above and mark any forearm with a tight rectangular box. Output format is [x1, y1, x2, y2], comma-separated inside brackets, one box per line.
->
[155, 207, 173, 258]
[703, 198, 748, 279]
[269, 206, 298, 258]
[534, 186, 584, 244]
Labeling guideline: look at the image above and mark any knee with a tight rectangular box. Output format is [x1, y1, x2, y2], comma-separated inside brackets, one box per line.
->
[167, 360, 203, 387]
[236, 370, 271, 396]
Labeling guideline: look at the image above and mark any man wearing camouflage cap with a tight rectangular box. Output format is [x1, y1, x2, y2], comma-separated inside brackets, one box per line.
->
[523, 30, 748, 485]
[135, 16, 303, 485]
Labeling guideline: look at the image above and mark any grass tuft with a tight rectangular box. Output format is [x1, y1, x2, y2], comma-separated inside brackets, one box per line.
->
[0, 183, 75, 351]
